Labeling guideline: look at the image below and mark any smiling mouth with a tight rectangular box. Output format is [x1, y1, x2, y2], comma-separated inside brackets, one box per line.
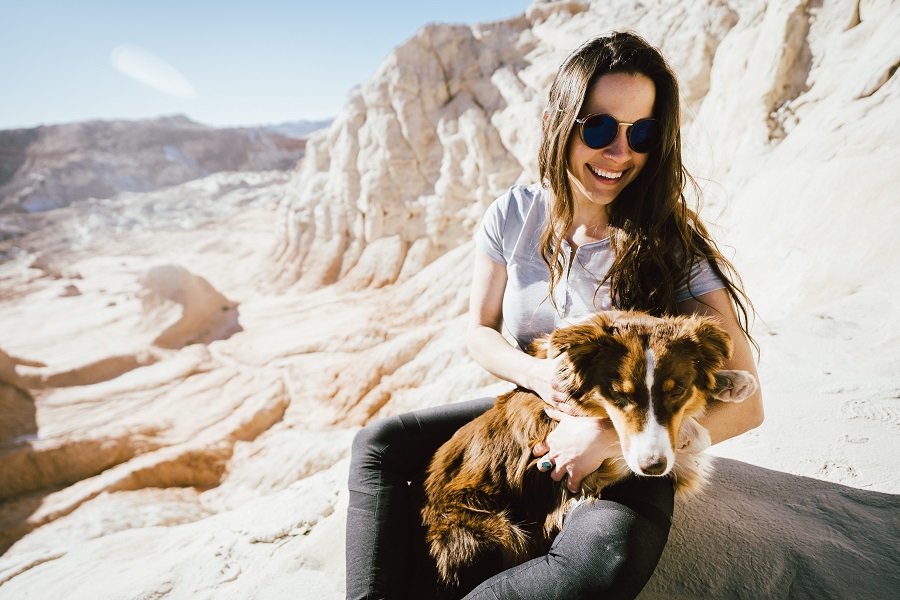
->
[587, 164, 625, 181]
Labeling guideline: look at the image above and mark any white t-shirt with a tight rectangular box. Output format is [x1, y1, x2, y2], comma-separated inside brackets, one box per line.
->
[474, 183, 726, 349]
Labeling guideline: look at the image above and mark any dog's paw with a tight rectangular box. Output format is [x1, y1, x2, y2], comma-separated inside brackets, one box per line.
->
[712, 370, 758, 402]
[677, 416, 711, 454]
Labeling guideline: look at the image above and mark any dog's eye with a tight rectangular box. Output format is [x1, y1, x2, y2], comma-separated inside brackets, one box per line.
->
[612, 380, 636, 396]
[666, 385, 687, 398]
[609, 398, 636, 413]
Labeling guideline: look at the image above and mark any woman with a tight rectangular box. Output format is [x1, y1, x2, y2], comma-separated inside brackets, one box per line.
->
[346, 32, 763, 600]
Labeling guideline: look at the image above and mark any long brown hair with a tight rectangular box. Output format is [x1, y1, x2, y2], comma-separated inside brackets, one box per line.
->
[537, 32, 756, 347]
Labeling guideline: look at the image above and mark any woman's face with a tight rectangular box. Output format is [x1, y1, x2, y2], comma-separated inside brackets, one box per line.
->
[566, 72, 657, 211]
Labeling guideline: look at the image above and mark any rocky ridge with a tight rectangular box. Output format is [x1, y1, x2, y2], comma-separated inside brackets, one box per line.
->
[0, 115, 307, 215]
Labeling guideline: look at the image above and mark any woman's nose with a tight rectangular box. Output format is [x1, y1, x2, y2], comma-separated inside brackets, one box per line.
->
[603, 127, 631, 161]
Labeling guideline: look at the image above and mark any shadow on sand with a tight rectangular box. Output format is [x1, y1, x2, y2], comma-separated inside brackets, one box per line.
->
[639, 457, 900, 599]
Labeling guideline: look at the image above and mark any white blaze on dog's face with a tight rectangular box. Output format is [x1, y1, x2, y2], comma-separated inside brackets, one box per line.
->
[601, 343, 705, 477]
[602, 323, 731, 477]
[618, 347, 674, 476]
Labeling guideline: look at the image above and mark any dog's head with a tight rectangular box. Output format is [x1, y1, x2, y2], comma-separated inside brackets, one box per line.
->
[546, 312, 757, 477]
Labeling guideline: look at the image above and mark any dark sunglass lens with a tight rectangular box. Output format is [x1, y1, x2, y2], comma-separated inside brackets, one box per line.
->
[628, 119, 661, 153]
[582, 115, 618, 149]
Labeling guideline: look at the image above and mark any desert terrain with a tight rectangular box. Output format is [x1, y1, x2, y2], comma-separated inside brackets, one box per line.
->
[1, 1, 898, 598]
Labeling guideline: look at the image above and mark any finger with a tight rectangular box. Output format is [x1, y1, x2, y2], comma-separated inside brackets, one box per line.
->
[566, 472, 582, 493]
[532, 440, 549, 456]
[536, 455, 553, 472]
[544, 388, 573, 411]
[553, 400, 574, 415]
[543, 405, 567, 421]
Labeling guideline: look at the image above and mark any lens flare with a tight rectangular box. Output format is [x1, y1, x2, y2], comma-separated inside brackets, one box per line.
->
[111, 44, 197, 98]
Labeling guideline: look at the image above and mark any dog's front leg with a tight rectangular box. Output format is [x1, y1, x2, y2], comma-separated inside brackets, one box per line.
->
[677, 416, 711, 454]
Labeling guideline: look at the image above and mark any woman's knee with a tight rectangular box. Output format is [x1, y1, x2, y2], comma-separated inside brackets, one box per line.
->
[350, 417, 405, 468]
[350, 398, 495, 470]
[549, 501, 669, 599]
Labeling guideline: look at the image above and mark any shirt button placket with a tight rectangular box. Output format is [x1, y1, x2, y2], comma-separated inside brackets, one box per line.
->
[556, 246, 570, 317]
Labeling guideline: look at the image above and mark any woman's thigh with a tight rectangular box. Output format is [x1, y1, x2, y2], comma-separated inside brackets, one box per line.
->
[348, 396, 497, 485]
[462, 476, 675, 600]
[346, 397, 496, 600]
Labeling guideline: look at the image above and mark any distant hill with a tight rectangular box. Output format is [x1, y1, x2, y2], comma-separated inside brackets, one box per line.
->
[263, 119, 333, 139]
[0, 115, 307, 213]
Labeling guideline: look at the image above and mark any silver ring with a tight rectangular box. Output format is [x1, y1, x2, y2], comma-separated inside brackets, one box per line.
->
[538, 457, 553, 472]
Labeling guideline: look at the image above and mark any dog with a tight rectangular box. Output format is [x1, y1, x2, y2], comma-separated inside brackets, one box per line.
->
[421, 311, 758, 587]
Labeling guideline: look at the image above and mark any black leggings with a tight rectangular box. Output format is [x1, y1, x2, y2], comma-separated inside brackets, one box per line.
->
[346, 397, 674, 600]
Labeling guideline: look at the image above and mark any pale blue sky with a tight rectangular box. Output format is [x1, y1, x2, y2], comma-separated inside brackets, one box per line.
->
[1, 0, 530, 130]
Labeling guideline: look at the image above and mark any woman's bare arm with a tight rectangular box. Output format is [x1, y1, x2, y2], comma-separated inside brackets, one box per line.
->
[677, 288, 765, 445]
[466, 249, 566, 404]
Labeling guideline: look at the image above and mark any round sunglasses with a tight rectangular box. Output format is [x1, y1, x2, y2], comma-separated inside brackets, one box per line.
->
[574, 113, 661, 154]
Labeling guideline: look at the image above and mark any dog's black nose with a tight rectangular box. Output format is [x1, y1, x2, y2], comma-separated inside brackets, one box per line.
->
[639, 457, 668, 476]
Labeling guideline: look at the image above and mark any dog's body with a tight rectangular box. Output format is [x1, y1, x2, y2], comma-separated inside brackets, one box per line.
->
[422, 311, 758, 586]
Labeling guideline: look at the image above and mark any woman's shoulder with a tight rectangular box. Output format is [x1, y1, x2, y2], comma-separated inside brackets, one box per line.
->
[489, 182, 547, 221]
[477, 183, 547, 256]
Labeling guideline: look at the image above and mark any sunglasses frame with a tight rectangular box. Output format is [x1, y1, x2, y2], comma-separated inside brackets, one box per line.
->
[574, 113, 661, 154]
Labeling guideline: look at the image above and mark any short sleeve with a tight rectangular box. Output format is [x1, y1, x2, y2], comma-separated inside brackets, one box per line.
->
[473, 191, 510, 265]
[675, 257, 727, 303]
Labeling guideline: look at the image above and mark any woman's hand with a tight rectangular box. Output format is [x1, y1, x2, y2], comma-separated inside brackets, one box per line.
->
[527, 354, 570, 406]
[533, 414, 619, 493]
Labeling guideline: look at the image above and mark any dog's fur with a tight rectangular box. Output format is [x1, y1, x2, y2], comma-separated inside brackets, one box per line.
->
[421, 311, 758, 586]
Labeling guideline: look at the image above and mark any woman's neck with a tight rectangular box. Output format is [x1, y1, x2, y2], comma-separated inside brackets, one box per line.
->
[567, 202, 610, 247]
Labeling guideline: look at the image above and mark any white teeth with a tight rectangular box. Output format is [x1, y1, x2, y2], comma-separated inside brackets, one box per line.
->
[587, 164, 623, 179]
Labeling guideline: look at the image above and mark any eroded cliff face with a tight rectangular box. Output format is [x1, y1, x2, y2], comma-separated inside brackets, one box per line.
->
[0, 1, 898, 599]
[272, 0, 741, 289]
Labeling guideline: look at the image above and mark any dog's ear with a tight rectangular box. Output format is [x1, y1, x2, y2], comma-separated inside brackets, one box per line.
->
[668, 317, 732, 392]
[546, 316, 611, 363]
[550, 316, 624, 396]
[547, 314, 613, 355]
[527, 335, 551, 359]
[694, 318, 732, 365]
[712, 370, 758, 403]
[687, 318, 733, 379]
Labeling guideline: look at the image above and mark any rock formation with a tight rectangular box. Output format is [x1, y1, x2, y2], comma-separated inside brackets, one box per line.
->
[0, 0, 898, 598]
[0, 115, 306, 215]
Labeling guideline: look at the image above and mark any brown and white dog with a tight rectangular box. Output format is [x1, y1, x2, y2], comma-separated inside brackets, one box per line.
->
[421, 311, 758, 587]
